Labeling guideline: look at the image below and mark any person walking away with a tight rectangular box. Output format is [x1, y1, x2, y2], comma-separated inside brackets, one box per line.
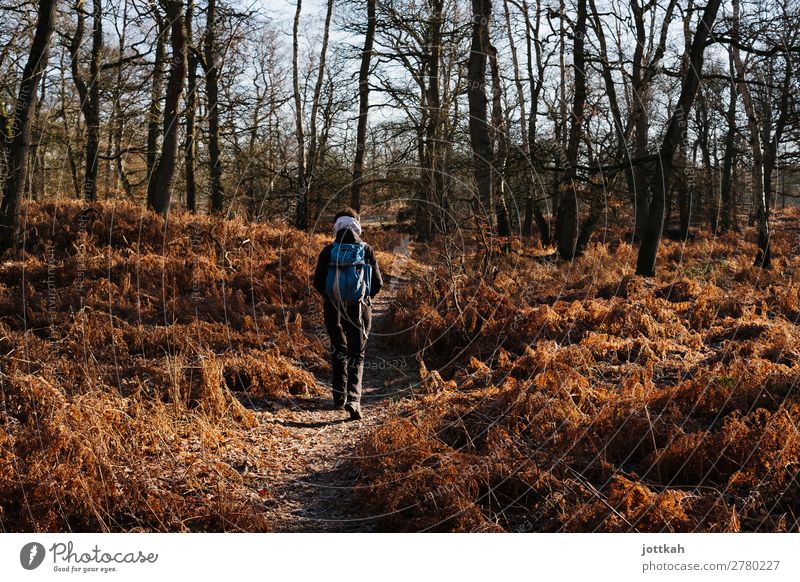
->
[313, 208, 383, 420]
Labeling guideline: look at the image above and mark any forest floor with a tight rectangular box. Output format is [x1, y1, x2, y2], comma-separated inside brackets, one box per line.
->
[240, 272, 419, 531]
[5, 200, 800, 532]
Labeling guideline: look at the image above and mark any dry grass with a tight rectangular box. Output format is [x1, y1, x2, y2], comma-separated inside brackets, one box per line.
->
[0, 200, 327, 531]
[354, 218, 800, 532]
[5, 199, 800, 533]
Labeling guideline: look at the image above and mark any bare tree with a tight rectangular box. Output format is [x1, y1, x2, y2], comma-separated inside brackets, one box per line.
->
[0, 0, 57, 253]
[636, 0, 722, 276]
[67, 0, 103, 202]
[292, 0, 333, 229]
[205, 0, 224, 212]
[554, 0, 587, 260]
[468, 0, 494, 233]
[505, 0, 549, 244]
[731, 0, 769, 267]
[291, 0, 306, 228]
[185, 0, 198, 211]
[145, 1, 166, 207]
[760, 57, 794, 216]
[55, 51, 83, 199]
[629, 0, 658, 241]
[675, 0, 697, 240]
[423, 0, 447, 237]
[109, 0, 135, 199]
[719, 51, 739, 232]
[488, 42, 511, 236]
[350, 0, 376, 212]
[303, 0, 334, 220]
[148, 0, 187, 217]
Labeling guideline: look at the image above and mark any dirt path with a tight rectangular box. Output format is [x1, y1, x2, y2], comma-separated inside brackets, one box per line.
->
[244, 273, 418, 531]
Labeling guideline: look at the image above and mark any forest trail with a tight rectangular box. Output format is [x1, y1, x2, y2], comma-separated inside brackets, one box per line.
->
[242, 271, 418, 531]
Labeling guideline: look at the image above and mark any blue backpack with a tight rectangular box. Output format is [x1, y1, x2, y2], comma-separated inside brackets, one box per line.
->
[325, 242, 372, 305]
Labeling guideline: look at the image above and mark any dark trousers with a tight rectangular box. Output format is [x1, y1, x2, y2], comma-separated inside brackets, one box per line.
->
[324, 299, 371, 404]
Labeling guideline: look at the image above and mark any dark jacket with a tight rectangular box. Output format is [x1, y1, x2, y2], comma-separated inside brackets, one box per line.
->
[313, 228, 383, 299]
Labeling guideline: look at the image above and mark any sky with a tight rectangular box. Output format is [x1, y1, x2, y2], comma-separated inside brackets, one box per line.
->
[262, 0, 332, 29]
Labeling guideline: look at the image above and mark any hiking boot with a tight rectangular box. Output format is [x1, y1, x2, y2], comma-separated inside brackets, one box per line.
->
[344, 402, 362, 420]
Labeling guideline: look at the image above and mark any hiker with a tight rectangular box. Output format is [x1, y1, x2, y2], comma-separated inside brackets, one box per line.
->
[313, 208, 383, 420]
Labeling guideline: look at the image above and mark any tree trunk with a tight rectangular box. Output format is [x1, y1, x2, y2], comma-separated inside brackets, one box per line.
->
[521, 0, 550, 244]
[292, 0, 307, 228]
[0, 0, 56, 253]
[185, 0, 197, 212]
[86, 0, 102, 200]
[504, 0, 526, 208]
[467, 0, 493, 232]
[146, 3, 166, 208]
[588, 0, 634, 198]
[629, 0, 649, 243]
[696, 91, 716, 235]
[677, 176, 692, 239]
[507, 0, 545, 242]
[552, 0, 567, 222]
[676, 7, 695, 241]
[425, 0, 446, 235]
[624, 0, 677, 242]
[148, 0, 186, 218]
[576, 194, 603, 255]
[350, 0, 376, 212]
[67, 0, 103, 202]
[29, 79, 46, 200]
[300, 0, 333, 226]
[205, 0, 224, 212]
[57, 52, 82, 199]
[112, 0, 134, 199]
[731, 0, 769, 267]
[636, 0, 721, 276]
[720, 53, 738, 232]
[488, 43, 510, 237]
[415, 92, 432, 241]
[762, 58, 791, 224]
[555, 0, 586, 260]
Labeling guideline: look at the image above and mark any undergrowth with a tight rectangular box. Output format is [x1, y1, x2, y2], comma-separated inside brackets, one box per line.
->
[355, 213, 800, 532]
[0, 200, 326, 531]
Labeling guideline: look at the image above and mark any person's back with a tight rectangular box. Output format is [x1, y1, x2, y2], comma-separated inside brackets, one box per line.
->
[313, 208, 383, 420]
